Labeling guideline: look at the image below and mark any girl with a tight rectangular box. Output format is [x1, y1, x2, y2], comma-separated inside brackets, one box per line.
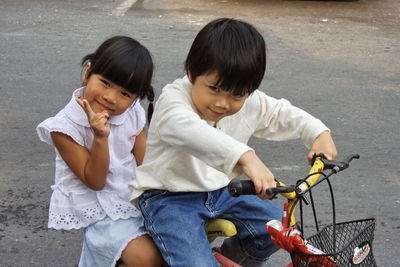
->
[36, 36, 162, 267]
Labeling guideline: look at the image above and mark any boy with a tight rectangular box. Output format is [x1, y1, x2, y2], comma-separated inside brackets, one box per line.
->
[129, 18, 337, 267]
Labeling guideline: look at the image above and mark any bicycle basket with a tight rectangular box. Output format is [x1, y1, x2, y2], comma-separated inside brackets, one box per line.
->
[290, 218, 376, 267]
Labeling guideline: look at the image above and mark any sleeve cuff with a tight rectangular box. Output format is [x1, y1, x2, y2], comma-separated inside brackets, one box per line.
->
[223, 143, 254, 177]
[301, 119, 330, 149]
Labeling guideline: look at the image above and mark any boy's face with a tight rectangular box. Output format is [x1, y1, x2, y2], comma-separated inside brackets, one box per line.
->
[190, 72, 248, 122]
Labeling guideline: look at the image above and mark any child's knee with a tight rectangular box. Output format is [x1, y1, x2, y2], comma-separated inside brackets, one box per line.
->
[121, 235, 162, 267]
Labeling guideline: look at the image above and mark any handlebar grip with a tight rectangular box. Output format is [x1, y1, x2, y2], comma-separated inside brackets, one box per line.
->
[334, 154, 360, 172]
[228, 179, 255, 197]
[343, 154, 360, 164]
[228, 179, 296, 197]
[319, 154, 360, 172]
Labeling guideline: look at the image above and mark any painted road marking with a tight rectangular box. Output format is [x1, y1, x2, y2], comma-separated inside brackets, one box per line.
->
[111, 0, 137, 16]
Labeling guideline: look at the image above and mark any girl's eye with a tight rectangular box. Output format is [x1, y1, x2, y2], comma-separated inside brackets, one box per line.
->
[234, 93, 245, 99]
[121, 91, 131, 98]
[100, 79, 111, 87]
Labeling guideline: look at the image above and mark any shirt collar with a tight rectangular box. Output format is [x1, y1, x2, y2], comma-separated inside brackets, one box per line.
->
[64, 87, 134, 127]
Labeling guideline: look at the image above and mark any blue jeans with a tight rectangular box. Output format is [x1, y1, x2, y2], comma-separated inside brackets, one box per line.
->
[139, 187, 283, 267]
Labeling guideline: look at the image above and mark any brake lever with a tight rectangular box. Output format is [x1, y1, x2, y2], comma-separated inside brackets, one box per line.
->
[311, 153, 360, 173]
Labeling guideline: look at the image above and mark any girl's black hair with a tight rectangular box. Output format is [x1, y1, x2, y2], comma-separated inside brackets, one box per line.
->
[82, 36, 155, 122]
[185, 18, 266, 96]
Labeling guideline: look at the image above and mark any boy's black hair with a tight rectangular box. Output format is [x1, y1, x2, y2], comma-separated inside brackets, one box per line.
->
[82, 36, 155, 104]
[185, 18, 266, 96]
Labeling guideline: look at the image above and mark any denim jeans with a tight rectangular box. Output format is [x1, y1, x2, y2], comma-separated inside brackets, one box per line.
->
[139, 187, 283, 267]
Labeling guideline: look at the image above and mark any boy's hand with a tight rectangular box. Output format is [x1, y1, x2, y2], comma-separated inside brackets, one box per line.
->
[237, 151, 276, 200]
[76, 98, 110, 137]
[308, 130, 337, 163]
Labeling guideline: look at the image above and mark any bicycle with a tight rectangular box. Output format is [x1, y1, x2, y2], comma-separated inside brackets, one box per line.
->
[206, 154, 376, 267]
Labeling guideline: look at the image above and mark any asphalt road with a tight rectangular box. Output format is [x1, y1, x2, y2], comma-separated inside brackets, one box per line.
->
[0, 0, 399, 266]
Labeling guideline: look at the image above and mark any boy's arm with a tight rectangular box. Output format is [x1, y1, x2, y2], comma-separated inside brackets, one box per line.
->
[252, 91, 329, 149]
[308, 130, 337, 162]
[251, 91, 336, 164]
[236, 150, 276, 199]
[155, 91, 252, 176]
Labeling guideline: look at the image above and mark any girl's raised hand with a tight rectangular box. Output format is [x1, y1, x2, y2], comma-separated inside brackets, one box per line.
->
[76, 98, 110, 137]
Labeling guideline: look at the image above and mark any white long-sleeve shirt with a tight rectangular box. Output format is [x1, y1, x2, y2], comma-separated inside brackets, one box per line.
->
[129, 76, 329, 204]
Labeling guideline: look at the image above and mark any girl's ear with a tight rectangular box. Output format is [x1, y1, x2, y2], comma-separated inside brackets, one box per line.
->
[186, 71, 194, 83]
[82, 62, 91, 84]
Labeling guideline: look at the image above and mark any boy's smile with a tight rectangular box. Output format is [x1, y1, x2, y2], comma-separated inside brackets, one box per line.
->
[190, 72, 248, 122]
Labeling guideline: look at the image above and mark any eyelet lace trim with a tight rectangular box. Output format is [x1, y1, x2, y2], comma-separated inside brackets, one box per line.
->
[106, 203, 138, 217]
[48, 202, 140, 230]
[49, 203, 106, 230]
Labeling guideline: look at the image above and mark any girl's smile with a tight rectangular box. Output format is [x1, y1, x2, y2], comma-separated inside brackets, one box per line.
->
[82, 73, 137, 117]
[94, 99, 113, 113]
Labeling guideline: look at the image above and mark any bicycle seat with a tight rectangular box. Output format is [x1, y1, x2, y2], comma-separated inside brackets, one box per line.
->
[206, 219, 237, 238]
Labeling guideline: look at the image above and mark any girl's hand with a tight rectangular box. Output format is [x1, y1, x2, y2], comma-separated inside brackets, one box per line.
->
[308, 130, 337, 163]
[76, 98, 110, 137]
[237, 151, 276, 200]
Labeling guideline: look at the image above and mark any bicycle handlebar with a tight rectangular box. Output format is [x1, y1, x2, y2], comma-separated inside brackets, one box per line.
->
[228, 154, 360, 197]
[266, 185, 297, 195]
[228, 179, 296, 197]
[318, 153, 359, 173]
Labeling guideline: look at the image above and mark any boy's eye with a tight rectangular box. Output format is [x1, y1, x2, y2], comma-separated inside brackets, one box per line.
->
[209, 86, 220, 92]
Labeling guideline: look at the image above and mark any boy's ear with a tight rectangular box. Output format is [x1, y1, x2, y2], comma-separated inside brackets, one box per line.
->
[82, 62, 91, 84]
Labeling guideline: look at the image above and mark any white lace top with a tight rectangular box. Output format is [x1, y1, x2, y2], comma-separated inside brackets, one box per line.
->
[37, 87, 144, 230]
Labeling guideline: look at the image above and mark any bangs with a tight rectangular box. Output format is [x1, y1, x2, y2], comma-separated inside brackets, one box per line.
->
[185, 18, 266, 95]
[85, 37, 153, 99]
[210, 63, 263, 96]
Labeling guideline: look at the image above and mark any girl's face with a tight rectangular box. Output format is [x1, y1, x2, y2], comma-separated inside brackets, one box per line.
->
[190, 72, 248, 122]
[83, 73, 138, 117]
